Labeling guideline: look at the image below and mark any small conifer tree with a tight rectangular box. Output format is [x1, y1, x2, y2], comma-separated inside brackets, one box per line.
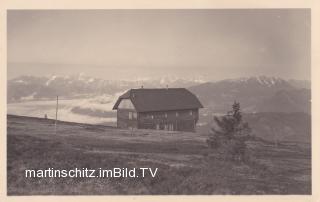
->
[207, 101, 252, 161]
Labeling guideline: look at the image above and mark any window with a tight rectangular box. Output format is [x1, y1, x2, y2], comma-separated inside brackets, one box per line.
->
[190, 110, 193, 116]
[169, 124, 174, 131]
[176, 112, 179, 117]
[165, 113, 168, 118]
[133, 112, 137, 119]
[129, 112, 132, 120]
[151, 115, 154, 119]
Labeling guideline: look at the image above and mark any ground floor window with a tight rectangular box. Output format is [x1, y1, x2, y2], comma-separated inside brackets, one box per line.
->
[133, 112, 137, 119]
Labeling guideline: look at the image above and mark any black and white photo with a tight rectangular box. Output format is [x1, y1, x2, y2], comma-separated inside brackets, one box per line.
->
[6, 9, 311, 195]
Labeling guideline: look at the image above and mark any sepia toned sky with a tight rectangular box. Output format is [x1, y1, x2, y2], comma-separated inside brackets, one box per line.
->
[7, 9, 310, 80]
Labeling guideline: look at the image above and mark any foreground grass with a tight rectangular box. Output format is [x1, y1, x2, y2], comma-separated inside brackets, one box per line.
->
[7, 115, 311, 195]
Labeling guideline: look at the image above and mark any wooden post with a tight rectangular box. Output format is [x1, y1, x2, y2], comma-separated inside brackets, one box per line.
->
[271, 127, 278, 148]
[175, 120, 177, 131]
[55, 96, 58, 134]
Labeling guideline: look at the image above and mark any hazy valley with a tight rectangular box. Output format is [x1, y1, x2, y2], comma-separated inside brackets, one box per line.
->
[7, 75, 311, 143]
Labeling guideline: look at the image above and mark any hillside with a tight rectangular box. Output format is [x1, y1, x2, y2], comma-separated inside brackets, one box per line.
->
[189, 76, 311, 114]
[7, 115, 311, 195]
[198, 112, 311, 143]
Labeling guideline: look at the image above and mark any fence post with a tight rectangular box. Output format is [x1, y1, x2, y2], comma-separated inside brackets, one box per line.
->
[55, 95, 58, 134]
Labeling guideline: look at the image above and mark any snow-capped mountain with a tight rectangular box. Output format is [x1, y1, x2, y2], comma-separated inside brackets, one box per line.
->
[188, 76, 311, 114]
[7, 74, 206, 102]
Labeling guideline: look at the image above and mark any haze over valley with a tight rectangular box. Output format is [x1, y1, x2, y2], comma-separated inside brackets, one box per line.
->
[7, 74, 311, 143]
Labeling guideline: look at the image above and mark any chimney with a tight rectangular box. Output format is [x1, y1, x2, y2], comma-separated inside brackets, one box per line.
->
[166, 85, 168, 89]
[141, 85, 144, 89]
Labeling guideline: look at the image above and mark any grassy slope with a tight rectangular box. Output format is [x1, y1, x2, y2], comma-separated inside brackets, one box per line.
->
[7, 115, 311, 195]
[198, 111, 311, 143]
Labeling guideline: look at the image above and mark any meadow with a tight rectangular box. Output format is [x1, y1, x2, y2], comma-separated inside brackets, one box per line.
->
[7, 115, 311, 195]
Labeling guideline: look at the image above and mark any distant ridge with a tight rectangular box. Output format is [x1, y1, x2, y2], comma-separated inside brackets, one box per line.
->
[7, 74, 205, 102]
[8, 75, 311, 114]
[188, 76, 310, 114]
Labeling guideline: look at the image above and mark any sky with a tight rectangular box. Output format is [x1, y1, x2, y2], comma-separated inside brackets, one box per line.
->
[7, 9, 310, 81]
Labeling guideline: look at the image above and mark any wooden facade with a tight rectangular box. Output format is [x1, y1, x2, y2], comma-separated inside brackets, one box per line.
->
[117, 108, 199, 132]
[113, 88, 203, 132]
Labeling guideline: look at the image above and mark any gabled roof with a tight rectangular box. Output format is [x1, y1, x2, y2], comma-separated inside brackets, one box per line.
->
[112, 88, 203, 112]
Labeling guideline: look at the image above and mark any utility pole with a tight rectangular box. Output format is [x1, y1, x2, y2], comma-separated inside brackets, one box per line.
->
[55, 95, 58, 134]
[271, 126, 278, 148]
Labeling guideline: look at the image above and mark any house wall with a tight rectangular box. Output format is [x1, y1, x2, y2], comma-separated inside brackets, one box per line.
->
[137, 109, 199, 132]
[115, 97, 200, 132]
[117, 109, 138, 129]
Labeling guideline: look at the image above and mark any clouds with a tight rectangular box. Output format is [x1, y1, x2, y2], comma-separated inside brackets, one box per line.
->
[7, 9, 310, 80]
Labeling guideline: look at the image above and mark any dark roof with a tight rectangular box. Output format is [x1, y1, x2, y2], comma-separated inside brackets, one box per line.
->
[112, 88, 203, 112]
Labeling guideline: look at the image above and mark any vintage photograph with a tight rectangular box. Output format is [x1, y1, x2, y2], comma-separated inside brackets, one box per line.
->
[7, 9, 311, 195]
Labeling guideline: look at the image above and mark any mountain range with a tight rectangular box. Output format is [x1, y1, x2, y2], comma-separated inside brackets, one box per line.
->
[7, 75, 311, 143]
[7, 74, 204, 103]
[8, 75, 310, 114]
[188, 76, 310, 114]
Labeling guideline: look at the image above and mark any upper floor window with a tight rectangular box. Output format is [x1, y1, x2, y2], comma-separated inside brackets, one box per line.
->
[190, 110, 193, 116]
[176, 112, 179, 117]
[129, 112, 133, 120]
[165, 113, 168, 118]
